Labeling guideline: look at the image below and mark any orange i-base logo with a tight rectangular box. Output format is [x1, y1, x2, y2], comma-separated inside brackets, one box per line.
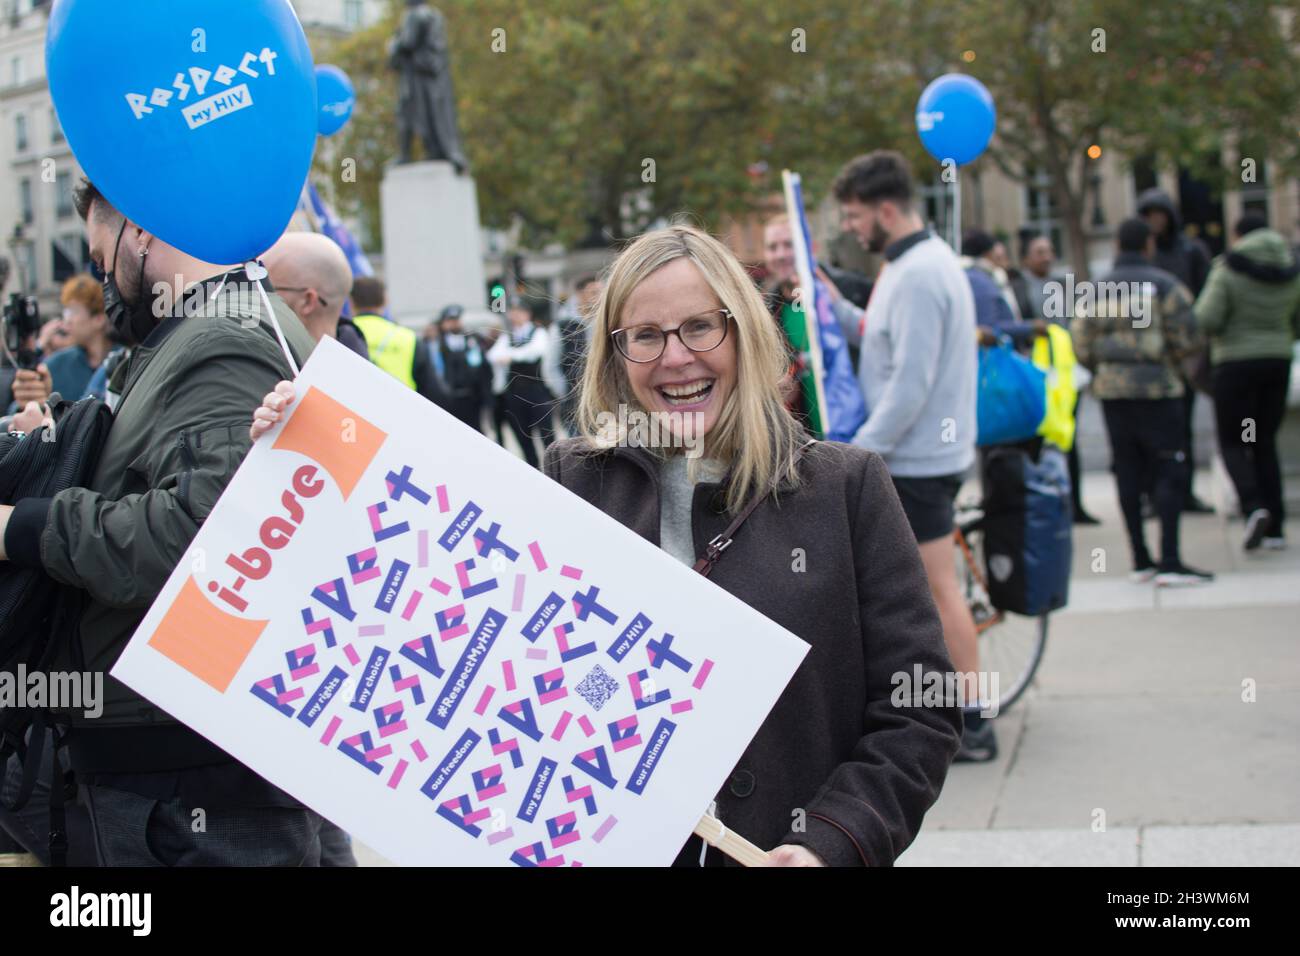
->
[146, 387, 387, 693]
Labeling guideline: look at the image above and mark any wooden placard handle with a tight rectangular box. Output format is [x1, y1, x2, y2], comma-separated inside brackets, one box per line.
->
[693, 813, 769, 867]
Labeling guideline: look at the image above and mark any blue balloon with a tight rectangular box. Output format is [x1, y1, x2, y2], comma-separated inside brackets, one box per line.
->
[316, 65, 355, 137]
[916, 73, 996, 166]
[46, 0, 318, 264]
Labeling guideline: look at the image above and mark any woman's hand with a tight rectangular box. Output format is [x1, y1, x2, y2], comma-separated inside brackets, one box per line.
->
[766, 844, 826, 867]
[250, 380, 296, 442]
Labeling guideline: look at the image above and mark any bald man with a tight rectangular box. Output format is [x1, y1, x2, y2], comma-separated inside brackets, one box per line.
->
[262, 232, 369, 359]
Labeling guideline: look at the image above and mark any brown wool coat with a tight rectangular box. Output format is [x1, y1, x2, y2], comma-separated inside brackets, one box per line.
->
[543, 437, 961, 866]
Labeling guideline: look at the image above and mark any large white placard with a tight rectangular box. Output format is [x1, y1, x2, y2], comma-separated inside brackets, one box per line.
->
[113, 336, 808, 866]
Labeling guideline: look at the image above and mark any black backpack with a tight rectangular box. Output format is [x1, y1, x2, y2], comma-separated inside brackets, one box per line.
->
[0, 394, 113, 864]
[979, 442, 1073, 617]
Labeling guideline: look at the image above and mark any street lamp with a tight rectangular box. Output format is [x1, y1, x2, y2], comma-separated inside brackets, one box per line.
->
[1086, 147, 1105, 228]
[7, 222, 33, 295]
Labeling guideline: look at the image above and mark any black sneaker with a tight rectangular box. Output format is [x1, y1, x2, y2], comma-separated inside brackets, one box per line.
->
[1243, 508, 1271, 551]
[1184, 495, 1216, 515]
[1073, 511, 1101, 526]
[954, 715, 998, 763]
[1155, 562, 1215, 587]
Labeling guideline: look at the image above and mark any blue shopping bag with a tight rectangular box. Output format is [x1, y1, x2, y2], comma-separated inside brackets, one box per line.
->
[977, 340, 1047, 447]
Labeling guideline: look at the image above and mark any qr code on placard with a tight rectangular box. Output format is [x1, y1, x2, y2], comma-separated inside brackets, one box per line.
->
[575, 664, 620, 711]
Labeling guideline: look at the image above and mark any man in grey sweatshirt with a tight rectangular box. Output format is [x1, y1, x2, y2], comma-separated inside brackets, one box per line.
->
[826, 151, 989, 762]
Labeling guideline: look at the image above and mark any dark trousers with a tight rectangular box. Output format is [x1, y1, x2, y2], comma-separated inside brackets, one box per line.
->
[1212, 358, 1291, 537]
[1068, 394, 1086, 516]
[319, 819, 358, 867]
[559, 388, 581, 437]
[0, 730, 97, 866]
[1181, 383, 1198, 501]
[446, 394, 484, 434]
[505, 384, 556, 469]
[2, 733, 350, 867]
[1102, 397, 1188, 568]
[81, 785, 323, 866]
[492, 392, 509, 446]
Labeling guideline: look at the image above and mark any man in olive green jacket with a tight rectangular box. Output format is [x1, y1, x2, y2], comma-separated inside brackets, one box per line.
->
[0, 180, 320, 865]
[1195, 215, 1300, 550]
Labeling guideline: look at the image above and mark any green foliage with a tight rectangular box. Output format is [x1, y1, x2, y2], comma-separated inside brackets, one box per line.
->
[319, 0, 1300, 257]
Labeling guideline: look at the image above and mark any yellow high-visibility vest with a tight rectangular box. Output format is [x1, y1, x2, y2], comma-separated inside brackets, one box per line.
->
[353, 313, 417, 390]
[1032, 323, 1078, 452]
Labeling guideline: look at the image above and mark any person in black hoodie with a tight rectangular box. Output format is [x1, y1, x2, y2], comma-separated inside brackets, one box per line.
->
[1136, 188, 1215, 514]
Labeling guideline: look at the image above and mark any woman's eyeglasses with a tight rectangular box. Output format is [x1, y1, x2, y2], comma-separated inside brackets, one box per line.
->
[610, 309, 732, 363]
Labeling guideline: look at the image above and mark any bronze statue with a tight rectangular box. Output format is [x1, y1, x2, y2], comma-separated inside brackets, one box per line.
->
[390, 0, 469, 174]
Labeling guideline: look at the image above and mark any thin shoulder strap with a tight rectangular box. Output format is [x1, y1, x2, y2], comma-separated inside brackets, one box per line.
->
[692, 439, 816, 578]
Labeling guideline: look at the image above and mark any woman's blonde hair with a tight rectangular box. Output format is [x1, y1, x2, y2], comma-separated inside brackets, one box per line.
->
[576, 224, 805, 514]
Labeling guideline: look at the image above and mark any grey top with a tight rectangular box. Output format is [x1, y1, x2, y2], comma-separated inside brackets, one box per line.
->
[832, 234, 978, 477]
[658, 456, 727, 566]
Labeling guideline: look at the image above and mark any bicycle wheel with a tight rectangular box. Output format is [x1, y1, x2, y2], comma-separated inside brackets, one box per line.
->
[954, 527, 1049, 714]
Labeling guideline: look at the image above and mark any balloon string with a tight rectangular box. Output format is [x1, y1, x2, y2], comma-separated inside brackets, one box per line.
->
[255, 278, 301, 378]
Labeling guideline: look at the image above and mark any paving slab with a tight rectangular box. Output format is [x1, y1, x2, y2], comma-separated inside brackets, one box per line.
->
[899, 825, 1139, 867]
[900, 822, 1300, 866]
[989, 691, 1300, 829]
[1140, 823, 1300, 866]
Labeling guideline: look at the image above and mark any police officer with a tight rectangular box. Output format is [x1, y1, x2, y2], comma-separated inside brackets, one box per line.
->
[349, 277, 446, 408]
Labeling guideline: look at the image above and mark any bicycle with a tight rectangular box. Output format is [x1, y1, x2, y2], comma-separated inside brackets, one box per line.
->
[953, 497, 1050, 714]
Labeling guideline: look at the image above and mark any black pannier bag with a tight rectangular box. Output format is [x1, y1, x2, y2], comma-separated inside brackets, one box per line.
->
[980, 443, 1072, 617]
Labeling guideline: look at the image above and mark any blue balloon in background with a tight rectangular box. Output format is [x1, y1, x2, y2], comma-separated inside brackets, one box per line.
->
[46, 0, 318, 264]
[316, 65, 355, 137]
[916, 73, 996, 166]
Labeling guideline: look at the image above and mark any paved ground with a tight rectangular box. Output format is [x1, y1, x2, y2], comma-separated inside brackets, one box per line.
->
[901, 466, 1300, 866]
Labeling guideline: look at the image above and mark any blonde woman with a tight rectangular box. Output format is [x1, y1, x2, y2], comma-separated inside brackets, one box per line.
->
[545, 225, 960, 866]
[250, 226, 961, 866]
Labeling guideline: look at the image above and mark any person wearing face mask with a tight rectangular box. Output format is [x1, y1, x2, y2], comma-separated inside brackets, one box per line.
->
[488, 302, 557, 468]
[0, 177, 322, 867]
[434, 305, 491, 433]
[250, 225, 961, 866]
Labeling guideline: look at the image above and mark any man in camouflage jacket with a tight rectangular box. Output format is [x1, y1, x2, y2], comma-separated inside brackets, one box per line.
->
[1071, 218, 1213, 586]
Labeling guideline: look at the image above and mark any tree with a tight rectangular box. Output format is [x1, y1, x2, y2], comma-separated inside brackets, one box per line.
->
[322, 0, 1300, 272]
[911, 0, 1300, 278]
[325, 0, 922, 249]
